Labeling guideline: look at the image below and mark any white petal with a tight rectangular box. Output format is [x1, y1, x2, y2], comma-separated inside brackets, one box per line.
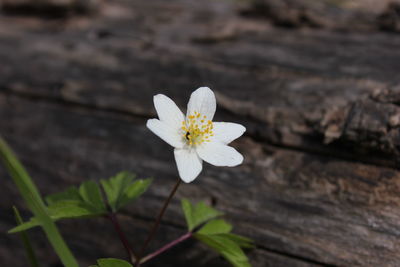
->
[154, 94, 185, 130]
[213, 122, 246, 144]
[174, 148, 203, 183]
[196, 141, 244, 167]
[146, 119, 184, 148]
[186, 87, 216, 121]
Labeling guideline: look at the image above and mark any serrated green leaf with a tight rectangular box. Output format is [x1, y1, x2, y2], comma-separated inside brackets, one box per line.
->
[79, 180, 106, 213]
[96, 258, 133, 267]
[46, 187, 81, 205]
[0, 137, 79, 267]
[11, 182, 108, 234]
[219, 233, 255, 249]
[198, 219, 233, 235]
[117, 178, 152, 210]
[48, 201, 103, 219]
[101, 172, 152, 212]
[194, 233, 251, 267]
[181, 199, 223, 231]
[48, 182, 107, 218]
[9, 200, 101, 233]
[101, 172, 135, 211]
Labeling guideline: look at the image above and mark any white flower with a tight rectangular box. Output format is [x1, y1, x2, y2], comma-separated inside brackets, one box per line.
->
[146, 87, 246, 183]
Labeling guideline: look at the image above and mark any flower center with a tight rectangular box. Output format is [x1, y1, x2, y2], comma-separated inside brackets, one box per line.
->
[181, 111, 214, 146]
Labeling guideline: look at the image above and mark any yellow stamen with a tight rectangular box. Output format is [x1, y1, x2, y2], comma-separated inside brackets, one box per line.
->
[181, 111, 214, 146]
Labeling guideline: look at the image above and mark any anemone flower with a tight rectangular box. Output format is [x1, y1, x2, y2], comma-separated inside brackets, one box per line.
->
[146, 87, 245, 183]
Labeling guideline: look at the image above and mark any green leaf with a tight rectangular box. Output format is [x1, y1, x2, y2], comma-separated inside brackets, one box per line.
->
[48, 181, 108, 218]
[0, 137, 79, 267]
[118, 178, 152, 209]
[181, 199, 223, 231]
[13, 207, 40, 267]
[79, 180, 107, 213]
[94, 258, 133, 267]
[8, 192, 105, 234]
[180, 200, 254, 266]
[194, 233, 251, 267]
[46, 187, 81, 205]
[9, 217, 40, 233]
[48, 200, 103, 219]
[101, 171, 152, 212]
[11, 196, 107, 233]
[101, 172, 135, 211]
[198, 219, 233, 235]
[219, 233, 255, 249]
[12, 177, 126, 234]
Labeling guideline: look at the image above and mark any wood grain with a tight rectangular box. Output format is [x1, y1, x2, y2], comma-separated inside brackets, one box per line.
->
[1, 0, 400, 266]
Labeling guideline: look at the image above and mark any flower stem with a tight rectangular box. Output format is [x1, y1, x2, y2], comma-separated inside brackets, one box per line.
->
[135, 179, 182, 266]
[107, 213, 137, 263]
[139, 232, 192, 264]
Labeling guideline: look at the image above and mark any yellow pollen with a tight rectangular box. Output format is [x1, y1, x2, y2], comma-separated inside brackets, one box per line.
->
[182, 111, 214, 146]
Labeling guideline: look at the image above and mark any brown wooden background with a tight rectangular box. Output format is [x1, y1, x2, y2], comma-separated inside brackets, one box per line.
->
[2, 0, 400, 266]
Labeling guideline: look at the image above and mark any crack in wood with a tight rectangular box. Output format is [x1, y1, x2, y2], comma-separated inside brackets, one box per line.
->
[2, 88, 400, 173]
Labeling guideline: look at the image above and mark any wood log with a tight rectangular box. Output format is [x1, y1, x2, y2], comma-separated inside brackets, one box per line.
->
[2, 0, 400, 266]
[0, 0, 101, 17]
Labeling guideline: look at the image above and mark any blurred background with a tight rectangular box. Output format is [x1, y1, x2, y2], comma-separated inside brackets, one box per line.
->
[2, 0, 400, 266]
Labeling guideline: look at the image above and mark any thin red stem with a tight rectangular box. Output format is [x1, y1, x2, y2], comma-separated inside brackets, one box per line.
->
[139, 232, 192, 264]
[135, 179, 181, 266]
[108, 213, 137, 263]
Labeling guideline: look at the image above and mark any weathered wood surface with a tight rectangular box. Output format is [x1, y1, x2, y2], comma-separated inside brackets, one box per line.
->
[2, 0, 400, 266]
